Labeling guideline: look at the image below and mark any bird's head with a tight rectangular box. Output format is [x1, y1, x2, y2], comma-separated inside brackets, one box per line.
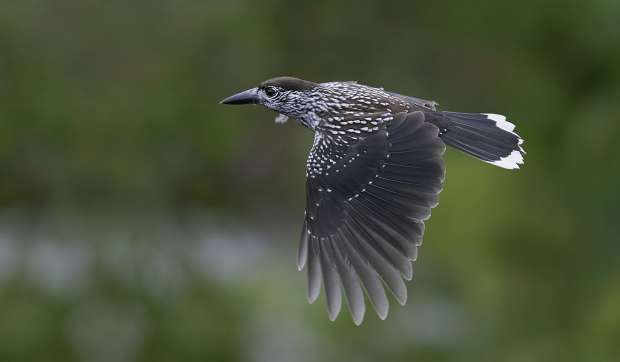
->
[220, 76, 318, 118]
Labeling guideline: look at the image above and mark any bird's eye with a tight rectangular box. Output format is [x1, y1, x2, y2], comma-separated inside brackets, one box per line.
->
[264, 87, 278, 98]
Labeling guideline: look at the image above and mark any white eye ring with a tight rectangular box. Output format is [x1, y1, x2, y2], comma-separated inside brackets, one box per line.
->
[264, 86, 278, 98]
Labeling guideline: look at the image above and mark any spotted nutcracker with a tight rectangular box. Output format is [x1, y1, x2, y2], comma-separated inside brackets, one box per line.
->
[221, 76, 525, 325]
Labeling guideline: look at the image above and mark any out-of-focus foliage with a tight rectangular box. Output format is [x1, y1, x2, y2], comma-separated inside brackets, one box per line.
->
[0, 0, 619, 361]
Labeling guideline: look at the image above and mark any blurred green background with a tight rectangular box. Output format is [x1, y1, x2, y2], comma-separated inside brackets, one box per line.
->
[1, 0, 619, 361]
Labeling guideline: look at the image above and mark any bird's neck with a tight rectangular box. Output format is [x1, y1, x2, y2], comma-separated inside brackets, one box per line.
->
[297, 112, 322, 130]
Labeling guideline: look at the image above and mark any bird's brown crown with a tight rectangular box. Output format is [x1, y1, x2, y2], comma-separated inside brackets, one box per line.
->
[260, 76, 317, 91]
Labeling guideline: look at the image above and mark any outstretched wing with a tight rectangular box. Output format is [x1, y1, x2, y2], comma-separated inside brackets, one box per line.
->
[298, 111, 446, 325]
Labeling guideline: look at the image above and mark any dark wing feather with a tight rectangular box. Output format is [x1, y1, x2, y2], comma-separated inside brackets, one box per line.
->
[299, 111, 446, 324]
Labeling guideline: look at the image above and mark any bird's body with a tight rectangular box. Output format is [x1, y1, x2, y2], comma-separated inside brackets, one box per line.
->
[263, 79, 429, 131]
[221, 76, 525, 325]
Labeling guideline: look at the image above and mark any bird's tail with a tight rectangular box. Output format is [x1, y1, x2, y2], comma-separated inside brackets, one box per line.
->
[426, 111, 525, 170]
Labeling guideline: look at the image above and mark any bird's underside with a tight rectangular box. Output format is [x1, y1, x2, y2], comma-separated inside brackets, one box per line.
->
[221, 76, 525, 325]
[298, 111, 445, 324]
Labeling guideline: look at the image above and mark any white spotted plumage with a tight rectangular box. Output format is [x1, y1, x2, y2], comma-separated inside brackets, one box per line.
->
[222, 76, 526, 325]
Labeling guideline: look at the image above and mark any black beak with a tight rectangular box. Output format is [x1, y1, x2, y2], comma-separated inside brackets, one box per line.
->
[220, 87, 260, 105]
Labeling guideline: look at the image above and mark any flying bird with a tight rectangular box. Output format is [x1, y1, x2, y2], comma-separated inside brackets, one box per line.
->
[221, 77, 525, 325]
